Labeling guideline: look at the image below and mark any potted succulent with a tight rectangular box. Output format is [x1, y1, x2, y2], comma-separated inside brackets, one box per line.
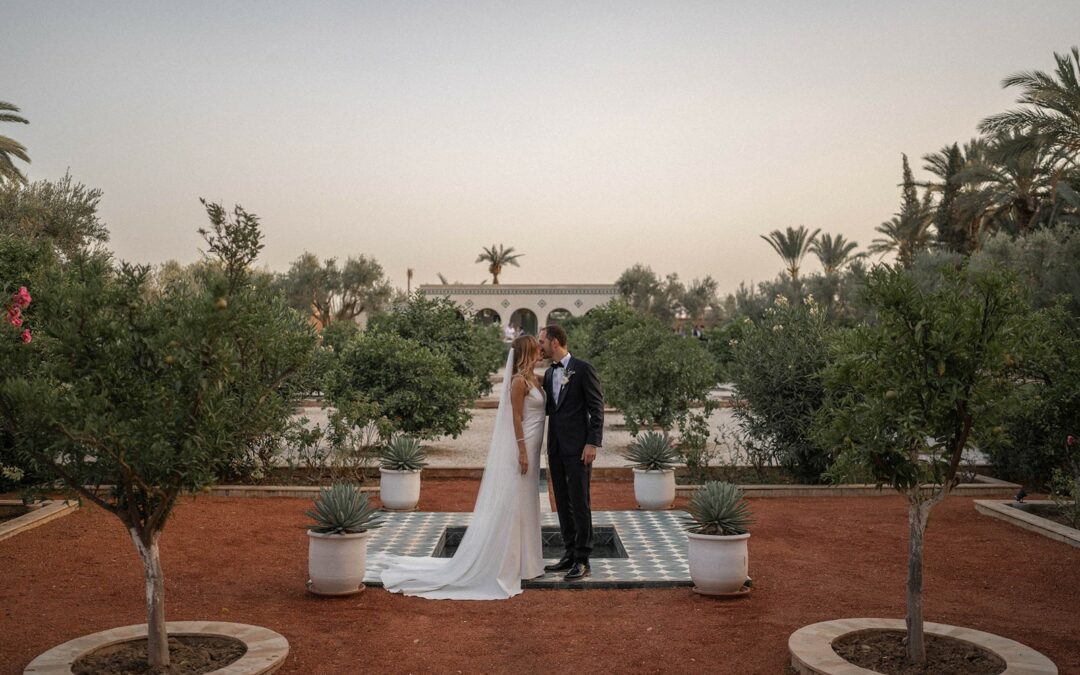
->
[624, 431, 679, 509]
[684, 481, 752, 595]
[306, 483, 383, 596]
[379, 435, 427, 510]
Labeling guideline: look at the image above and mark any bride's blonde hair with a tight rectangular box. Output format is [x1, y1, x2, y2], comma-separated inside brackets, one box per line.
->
[512, 335, 540, 387]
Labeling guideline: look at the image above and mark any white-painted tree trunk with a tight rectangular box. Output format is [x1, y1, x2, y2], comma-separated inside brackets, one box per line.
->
[905, 499, 933, 665]
[130, 528, 169, 667]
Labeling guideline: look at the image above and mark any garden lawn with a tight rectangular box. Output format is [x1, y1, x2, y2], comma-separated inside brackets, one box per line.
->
[1, 480, 1077, 674]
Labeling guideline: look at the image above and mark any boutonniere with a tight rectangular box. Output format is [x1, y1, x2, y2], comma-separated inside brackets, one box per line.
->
[559, 369, 575, 387]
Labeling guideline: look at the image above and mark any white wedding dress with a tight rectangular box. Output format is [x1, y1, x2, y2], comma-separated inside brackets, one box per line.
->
[377, 351, 545, 600]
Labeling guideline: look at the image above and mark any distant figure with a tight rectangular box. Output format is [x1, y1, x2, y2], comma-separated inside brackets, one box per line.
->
[503, 323, 516, 343]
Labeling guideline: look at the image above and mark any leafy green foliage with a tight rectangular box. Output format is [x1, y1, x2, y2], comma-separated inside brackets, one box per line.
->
[760, 225, 820, 279]
[730, 294, 834, 483]
[1, 201, 318, 528]
[321, 319, 361, 354]
[623, 431, 678, 471]
[325, 331, 474, 440]
[604, 319, 719, 434]
[563, 300, 717, 434]
[975, 225, 1080, 323]
[561, 299, 647, 366]
[368, 294, 504, 398]
[0, 101, 30, 185]
[475, 244, 523, 284]
[813, 264, 1028, 491]
[0, 173, 109, 258]
[728, 266, 870, 328]
[278, 251, 392, 328]
[306, 483, 383, 534]
[983, 304, 1080, 486]
[685, 481, 752, 536]
[615, 265, 720, 323]
[379, 435, 427, 471]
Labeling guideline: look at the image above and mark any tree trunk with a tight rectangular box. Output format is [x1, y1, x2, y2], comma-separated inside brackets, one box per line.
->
[905, 499, 932, 665]
[130, 528, 169, 667]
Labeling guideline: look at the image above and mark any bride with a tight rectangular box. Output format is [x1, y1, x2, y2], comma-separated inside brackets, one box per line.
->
[377, 335, 546, 599]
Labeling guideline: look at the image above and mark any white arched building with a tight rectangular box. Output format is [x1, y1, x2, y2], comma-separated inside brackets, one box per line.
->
[418, 284, 619, 335]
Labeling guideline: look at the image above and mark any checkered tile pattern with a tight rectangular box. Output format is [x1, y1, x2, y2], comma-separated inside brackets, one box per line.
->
[364, 510, 692, 589]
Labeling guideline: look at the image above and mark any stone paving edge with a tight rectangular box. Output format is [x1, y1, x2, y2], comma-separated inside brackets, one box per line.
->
[23, 621, 289, 675]
[787, 618, 1057, 675]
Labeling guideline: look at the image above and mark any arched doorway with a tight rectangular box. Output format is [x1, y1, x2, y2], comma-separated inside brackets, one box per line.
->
[546, 308, 572, 325]
[509, 308, 538, 336]
[474, 308, 501, 326]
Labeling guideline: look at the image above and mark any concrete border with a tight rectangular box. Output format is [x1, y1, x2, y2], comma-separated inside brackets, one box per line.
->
[677, 475, 1019, 499]
[81, 474, 1020, 500]
[788, 618, 1057, 674]
[198, 477, 1018, 498]
[0, 500, 78, 542]
[23, 621, 289, 675]
[975, 500, 1080, 549]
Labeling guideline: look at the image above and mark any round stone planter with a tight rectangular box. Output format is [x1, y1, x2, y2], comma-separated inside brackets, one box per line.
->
[687, 531, 750, 595]
[632, 468, 676, 510]
[788, 618, 1057, 674]
[23, 621, 288, 675]
[379, 468, 422, 510]
[307, 529, 371, 596]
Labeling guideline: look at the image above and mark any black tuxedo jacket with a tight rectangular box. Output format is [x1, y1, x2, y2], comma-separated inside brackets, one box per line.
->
[544, 355, 604, 456]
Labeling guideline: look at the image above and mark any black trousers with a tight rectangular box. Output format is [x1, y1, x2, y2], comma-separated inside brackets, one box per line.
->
[548, 450, 592, 563]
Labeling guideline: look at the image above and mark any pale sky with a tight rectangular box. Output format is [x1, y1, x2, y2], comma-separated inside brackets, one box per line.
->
[4, 1, 1077, 294]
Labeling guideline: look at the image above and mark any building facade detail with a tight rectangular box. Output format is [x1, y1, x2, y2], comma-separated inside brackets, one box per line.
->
[418, 284, 618, 335]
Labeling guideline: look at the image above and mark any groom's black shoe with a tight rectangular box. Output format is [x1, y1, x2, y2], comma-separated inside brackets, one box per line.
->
[544, 556, 574, 573]
[564, 562, 591, 581]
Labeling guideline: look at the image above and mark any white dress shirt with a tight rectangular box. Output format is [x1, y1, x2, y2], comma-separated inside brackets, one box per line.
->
[552, 353, 572, 402]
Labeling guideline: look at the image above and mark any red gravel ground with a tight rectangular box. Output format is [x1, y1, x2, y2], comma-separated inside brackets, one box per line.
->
[1, 479, 1078, 674]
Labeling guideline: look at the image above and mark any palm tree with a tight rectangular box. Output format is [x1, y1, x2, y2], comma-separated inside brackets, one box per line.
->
[980, 47, 1080, 157]
[961, 131, 1071, 235]
[922, 139, 994, 253]
[760, 225, 820, 279]
[870, 214, 932, 268]
[0, 101, 30, 185]
[475, 244, 523, 285]
[871, 155, 933, 268]
[810, 233, 862, 276]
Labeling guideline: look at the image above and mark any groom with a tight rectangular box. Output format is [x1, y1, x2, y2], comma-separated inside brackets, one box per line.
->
[538, 324, 604, 581]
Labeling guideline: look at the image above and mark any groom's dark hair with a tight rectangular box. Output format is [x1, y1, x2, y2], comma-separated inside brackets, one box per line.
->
[542, 324, 567, 347]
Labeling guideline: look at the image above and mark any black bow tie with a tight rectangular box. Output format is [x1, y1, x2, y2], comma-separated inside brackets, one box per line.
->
[552, 361, 565, 369]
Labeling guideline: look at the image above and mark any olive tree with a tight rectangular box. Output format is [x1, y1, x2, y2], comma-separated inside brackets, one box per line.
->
[0, 201, 318, 668]
[813, 263, 1027, 665]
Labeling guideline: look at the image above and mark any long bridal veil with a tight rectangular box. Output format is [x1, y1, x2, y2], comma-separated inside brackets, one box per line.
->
[378, 347, 534, 599]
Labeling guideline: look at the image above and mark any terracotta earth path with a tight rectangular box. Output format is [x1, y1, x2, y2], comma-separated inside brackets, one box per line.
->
[1, 480, 1077, 674]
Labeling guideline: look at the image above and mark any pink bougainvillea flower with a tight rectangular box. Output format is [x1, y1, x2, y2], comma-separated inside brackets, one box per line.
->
[9, 314, 22, 328]
[14, 286, 31, 308]
[5, 305, 19, 325]
[20, 329, 32, 344]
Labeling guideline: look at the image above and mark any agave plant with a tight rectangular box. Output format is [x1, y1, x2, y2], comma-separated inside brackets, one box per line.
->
[379, 435, 427, 471]
[623, 431, 679, 471]
[306, 483, 383, 534]
[685, 481, 752, 536]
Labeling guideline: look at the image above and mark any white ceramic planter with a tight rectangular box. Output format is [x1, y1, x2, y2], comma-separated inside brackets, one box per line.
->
[307, 530, 370, 595]
[380, 468, 422, 510]
[633, 468, 676, 509]
[687, 531, 750, 595]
